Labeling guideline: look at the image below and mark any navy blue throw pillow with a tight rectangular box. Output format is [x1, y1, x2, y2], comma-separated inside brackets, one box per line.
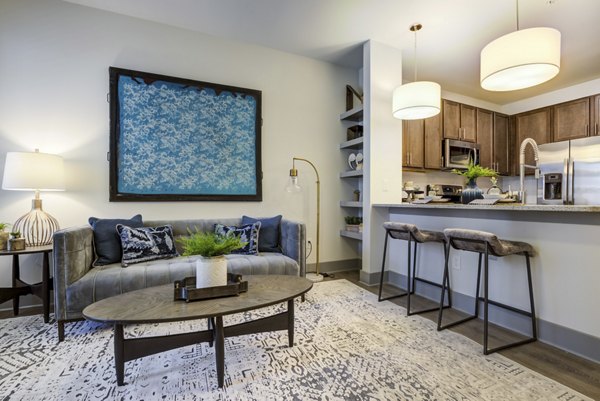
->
[88, 214, 143, 266]
[214, 222, 261, 255]
[242, 215, 282, 253]
[116, 224, 178, 267]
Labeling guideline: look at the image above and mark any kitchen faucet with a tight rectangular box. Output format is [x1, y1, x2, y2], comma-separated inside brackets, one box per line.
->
[518, 138, 540, 204]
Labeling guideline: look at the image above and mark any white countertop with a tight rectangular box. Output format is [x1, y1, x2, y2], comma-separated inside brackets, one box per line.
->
[372, 202, 600, 213]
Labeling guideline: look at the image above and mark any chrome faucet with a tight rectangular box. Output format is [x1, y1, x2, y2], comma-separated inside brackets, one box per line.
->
[518, 138, 540, 204]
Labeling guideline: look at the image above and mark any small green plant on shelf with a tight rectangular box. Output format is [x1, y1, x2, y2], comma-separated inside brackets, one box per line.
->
[9, 232, 21, 239]
[177, 230, 247, 257]
[0, 223, 10, 231]
[344, 216, 363, 233]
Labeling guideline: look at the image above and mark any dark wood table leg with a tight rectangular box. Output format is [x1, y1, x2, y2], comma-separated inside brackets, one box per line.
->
[42, 251, 50, 323]
[215, 316, 225, 388]
[288, 299, 295, 347]
[114, 324, 125, 386]
[12, 254, 20, 316]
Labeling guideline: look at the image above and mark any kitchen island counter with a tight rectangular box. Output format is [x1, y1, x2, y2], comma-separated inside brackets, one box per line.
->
[373, 202, 600, 213]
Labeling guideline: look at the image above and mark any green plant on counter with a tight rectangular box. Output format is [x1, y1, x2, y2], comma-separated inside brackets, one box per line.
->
[451, 161, 497, 182]
[344, 216, 363, 225]
[177, 230, 247, 257]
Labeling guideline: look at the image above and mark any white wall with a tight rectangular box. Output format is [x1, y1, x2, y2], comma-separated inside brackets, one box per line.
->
[0, 0, 359, 309]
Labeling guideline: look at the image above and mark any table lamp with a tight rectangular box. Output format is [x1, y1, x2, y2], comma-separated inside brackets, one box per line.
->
[2, 149, 65, 246]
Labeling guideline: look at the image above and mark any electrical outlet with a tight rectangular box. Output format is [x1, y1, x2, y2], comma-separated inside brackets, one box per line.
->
[451, 252, 461, 270]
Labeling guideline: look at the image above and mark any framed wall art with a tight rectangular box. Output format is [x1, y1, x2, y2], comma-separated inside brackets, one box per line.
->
[109, 67, 262, 201]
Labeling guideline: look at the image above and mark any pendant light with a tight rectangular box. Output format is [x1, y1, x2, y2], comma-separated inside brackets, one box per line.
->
[480, 0, 561, 91]
[392, 23, 441, 120]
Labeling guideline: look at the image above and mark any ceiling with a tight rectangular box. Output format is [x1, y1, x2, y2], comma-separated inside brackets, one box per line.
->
[65, 0, 600, 105]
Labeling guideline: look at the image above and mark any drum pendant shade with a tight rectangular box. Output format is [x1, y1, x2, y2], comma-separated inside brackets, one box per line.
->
[481, 27, 561, 91]
[392, 81, 441, 120]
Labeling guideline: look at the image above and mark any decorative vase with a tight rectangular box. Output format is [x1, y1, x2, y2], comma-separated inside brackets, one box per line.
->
[195, 256, 228, 288]
[0, 232, 8, 251]
[461, 178, 484, 204]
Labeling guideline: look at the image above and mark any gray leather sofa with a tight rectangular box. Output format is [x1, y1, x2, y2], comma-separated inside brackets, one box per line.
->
[53, 218, 306, 341]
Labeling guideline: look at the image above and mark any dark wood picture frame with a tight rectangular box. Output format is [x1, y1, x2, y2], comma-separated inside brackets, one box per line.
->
[109, 67, 262, 202]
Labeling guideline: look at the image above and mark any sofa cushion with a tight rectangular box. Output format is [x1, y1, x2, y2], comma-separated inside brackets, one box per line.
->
[242, 215, 282, 252]
[117, 224, 178, 267]
[214, 222, 260, 255]
[65, 253, 299, 313]
[88, 214, 143, 266]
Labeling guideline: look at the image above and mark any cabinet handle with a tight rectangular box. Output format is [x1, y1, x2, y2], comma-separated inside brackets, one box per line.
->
[586, 124, 589, 136]
[596, 123, 599, 136]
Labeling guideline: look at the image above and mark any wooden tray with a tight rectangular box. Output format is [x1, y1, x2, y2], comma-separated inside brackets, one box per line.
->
[174, 273, 248, 302]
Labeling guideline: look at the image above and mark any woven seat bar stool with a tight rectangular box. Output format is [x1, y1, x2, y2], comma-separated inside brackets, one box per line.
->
[378, 222, 451, 316]
[437, 228, 537, 355]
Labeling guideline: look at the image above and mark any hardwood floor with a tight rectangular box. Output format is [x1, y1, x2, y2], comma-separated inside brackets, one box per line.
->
[2, 272, 599, 399]
[326, 270, 600, 400]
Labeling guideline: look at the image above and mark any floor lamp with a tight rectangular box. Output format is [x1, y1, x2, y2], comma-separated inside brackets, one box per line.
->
[285, 157, 322, 282]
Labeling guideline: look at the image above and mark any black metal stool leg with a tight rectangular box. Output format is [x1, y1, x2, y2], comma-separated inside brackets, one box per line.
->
[378, 230, 407, 302]
[526, 254, 537, 340]
[437, 243, 451, 330]
[483, 245, 490, 355]
[406, 236, 413, 314]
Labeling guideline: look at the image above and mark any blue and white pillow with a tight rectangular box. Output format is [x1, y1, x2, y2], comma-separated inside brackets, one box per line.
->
[214, 222, 261, 255]
[116, 224, 178, 267]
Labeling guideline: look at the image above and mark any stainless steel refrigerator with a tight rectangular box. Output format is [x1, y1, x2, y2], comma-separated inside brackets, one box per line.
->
[538, 136, 600, 205]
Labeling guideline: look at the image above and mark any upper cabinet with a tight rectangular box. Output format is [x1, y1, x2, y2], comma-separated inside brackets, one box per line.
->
[594, 95, 600, 137]
[402, 113, 442, 170]
[402, 119, 425, 168]
[476, 109, 493, 169]
[442, 100, 476, 142]
[424, 113, 443, 169]
[553, 97, 591, 141]
[515, 107, 552, 170]
[493, 113, 511, 176]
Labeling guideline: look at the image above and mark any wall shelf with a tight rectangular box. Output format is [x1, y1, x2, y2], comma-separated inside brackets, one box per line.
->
[339, 105, 363, 122]
[340, 201, 362, 208]
[340, 230, 362, 240]
[340, 170, 363, 178]
[339, 137, 364, 150]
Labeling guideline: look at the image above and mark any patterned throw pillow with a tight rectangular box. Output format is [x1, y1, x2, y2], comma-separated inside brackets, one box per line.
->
[116, 224, 178, 267]
[241, 215, 282, 252]
[214, 222, 261, 255]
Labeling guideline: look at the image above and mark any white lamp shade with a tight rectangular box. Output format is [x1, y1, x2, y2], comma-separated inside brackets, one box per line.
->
[481, 27, 561, 92]
[2, 151, 65, 191]
[392, 81, 441, 120]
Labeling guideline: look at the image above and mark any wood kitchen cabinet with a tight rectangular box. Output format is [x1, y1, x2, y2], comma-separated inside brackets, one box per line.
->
[476, 109, 494, 169]
[493, 113, 511, 175]
[593, 94, 600, 136]
[515, 107, 552, 173]
[553, 97, 591, 141]
[442, 99, 476, 142]
[402, 119, 424, 168]
[424, 113, 442, 169]
[477, 110, 510, 175]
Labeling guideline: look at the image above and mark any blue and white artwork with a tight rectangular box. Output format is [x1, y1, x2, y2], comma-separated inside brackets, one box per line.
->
[110, 68, 261, 201]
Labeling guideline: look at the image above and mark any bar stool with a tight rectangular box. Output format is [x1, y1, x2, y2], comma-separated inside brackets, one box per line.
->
[437, 228, 537, 355]
[378, 222, 451, 316]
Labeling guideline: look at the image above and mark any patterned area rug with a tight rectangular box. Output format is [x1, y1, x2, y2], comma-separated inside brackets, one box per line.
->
[0, 280, 591, 401]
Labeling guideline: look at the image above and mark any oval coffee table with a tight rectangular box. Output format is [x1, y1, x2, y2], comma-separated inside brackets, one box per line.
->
[83, 275, 313, 388]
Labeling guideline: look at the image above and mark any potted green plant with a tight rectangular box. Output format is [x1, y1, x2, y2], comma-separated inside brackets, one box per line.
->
[177, 231, 246, 288]
[452, 162, 497, 204]
[8, 231, 25, 251]
[0, 223, 10, 251]
[353, 189, 361, 202]
[344, 216, 363, 232]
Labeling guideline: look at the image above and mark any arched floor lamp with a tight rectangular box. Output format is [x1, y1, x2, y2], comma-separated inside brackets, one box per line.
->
[285, 157, 322, 282]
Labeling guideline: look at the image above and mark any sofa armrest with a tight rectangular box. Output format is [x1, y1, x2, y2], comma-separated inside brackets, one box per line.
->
[280, 219, 306, 277]
[52, 225, 95, 321]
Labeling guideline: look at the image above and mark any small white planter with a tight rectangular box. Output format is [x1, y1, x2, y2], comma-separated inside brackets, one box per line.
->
[195, 256, 228, 288]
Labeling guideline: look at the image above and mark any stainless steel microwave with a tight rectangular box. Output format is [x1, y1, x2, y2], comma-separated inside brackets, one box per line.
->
[443, 139, 480, 169]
